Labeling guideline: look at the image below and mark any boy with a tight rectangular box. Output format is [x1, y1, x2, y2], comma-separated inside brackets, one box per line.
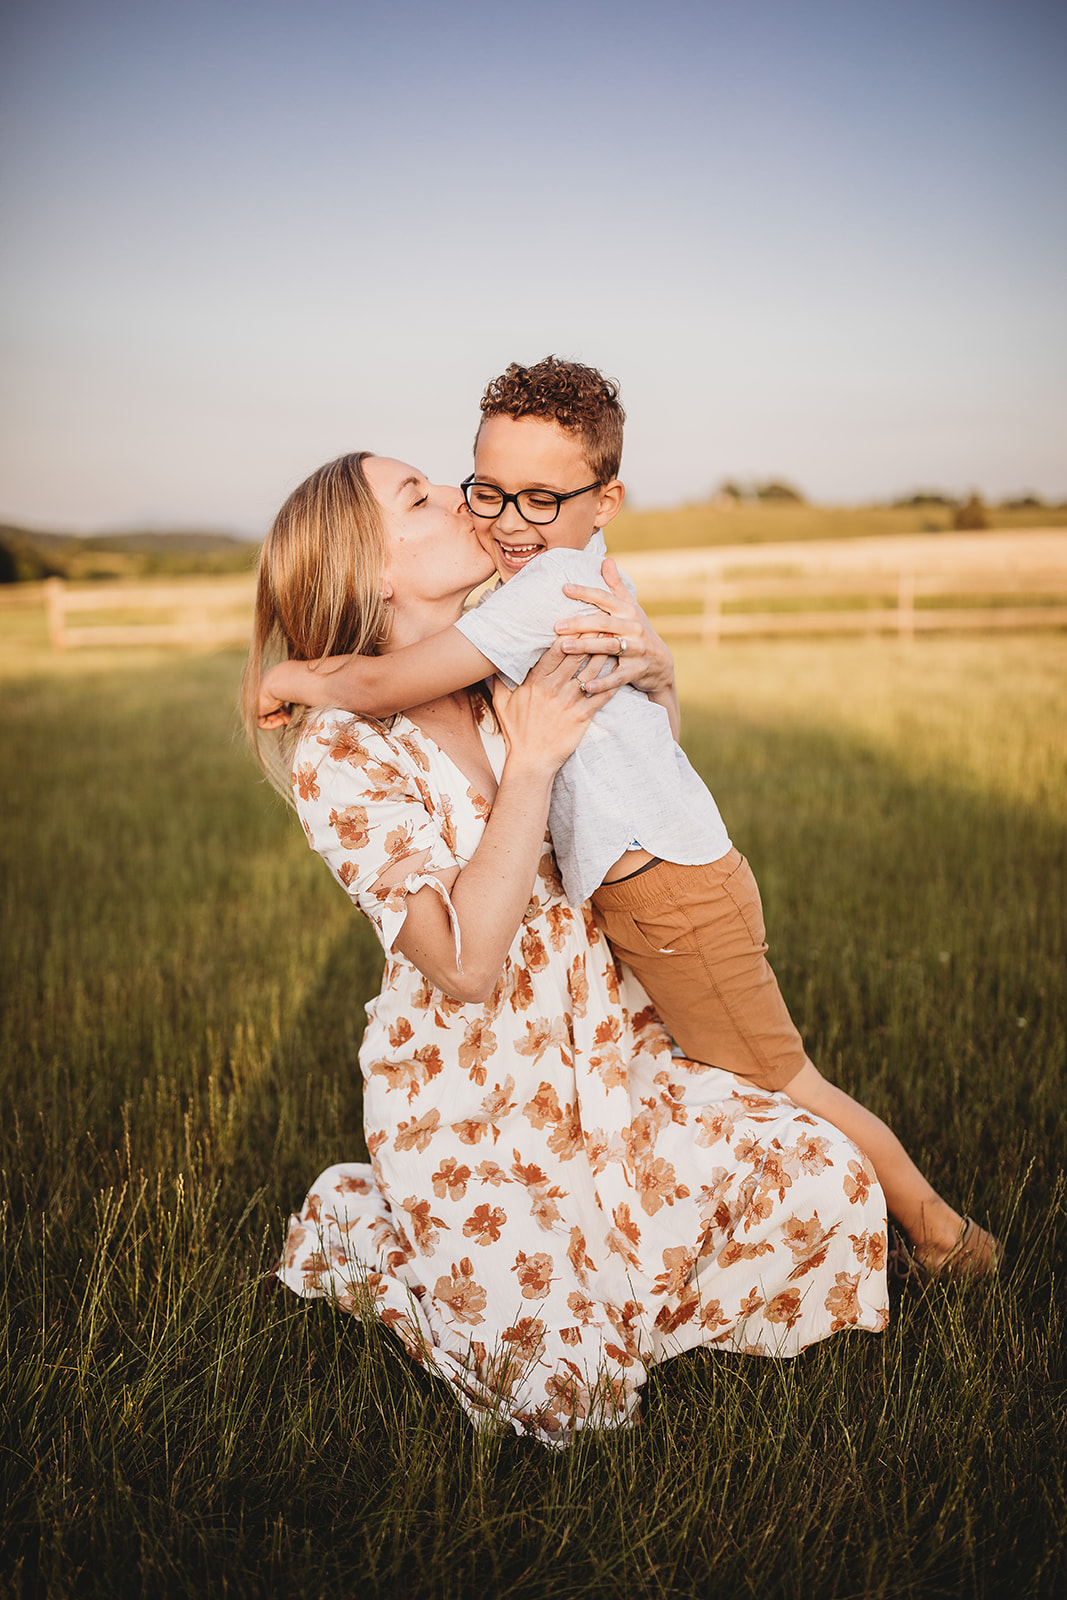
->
[258, 355, 997, 1279]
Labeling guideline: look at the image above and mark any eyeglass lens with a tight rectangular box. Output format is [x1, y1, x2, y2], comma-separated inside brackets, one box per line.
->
[466, 484, 564, 524]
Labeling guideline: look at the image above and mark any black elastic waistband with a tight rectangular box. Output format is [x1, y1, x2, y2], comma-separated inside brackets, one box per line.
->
[604, 855, 664, 886]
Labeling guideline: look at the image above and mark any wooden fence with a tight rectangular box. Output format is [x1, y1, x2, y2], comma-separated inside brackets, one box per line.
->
[620, 529, 1067, 644]
[45, 576, 256, 650]
[39, 530, 1067, 649]
[631, 568, 1067, 644]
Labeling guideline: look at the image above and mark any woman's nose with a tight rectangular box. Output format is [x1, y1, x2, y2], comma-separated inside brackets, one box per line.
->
[438, 482, 469, 518]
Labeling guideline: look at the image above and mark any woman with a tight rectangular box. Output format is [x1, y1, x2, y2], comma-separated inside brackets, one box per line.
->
[242, 452, 889, 1445]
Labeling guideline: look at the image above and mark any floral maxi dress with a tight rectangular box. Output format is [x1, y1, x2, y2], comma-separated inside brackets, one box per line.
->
[278, 705, 889, 1445]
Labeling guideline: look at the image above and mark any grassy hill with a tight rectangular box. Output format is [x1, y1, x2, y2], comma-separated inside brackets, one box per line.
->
[0, 524, 259, 582]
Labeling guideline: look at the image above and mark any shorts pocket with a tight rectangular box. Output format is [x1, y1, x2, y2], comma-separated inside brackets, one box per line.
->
[718, 855, 768, 951]
[610, 899, 699, 961]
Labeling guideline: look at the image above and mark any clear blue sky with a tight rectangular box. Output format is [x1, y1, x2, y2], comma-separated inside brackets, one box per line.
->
[1, 0, 1064, 533]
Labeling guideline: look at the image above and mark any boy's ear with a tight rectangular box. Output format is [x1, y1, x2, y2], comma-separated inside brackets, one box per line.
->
[594, 479, 625, 529]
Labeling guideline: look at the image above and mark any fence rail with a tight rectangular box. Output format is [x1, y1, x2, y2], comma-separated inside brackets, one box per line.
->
[38, 530, 1067, 648]
[621, 529, 1067, 644]
[632, 570, 1067, 643]
[45, 576, 256, 650]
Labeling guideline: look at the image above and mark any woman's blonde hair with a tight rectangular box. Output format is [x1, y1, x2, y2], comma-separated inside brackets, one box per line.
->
[240, 451, 389, 798]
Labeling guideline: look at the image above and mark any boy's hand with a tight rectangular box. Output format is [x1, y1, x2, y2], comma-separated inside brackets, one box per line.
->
[257, 665, 293, 729]
[257, 697, 292, 730]
[555, 558, 676, 699]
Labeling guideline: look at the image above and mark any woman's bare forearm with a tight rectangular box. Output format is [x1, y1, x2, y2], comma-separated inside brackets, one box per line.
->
[648, 681, 681, 742]
[395, 756, 558, 1001]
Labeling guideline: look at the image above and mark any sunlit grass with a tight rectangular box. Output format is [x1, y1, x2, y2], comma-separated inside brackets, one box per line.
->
[1, 634, 1064, 1597]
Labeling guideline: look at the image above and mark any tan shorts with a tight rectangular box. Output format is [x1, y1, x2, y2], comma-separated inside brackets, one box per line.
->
[591, 847, 806, 1093]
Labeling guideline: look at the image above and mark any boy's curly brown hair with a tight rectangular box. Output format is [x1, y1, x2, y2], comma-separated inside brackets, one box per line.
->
[477, 355, 625, 484]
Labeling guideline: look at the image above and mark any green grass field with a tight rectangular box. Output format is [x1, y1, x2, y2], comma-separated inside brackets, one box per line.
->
[1, 617, 1064, 1598]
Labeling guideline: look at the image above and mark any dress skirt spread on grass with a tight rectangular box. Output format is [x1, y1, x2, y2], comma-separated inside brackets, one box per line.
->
[278, 705, 890, 1445]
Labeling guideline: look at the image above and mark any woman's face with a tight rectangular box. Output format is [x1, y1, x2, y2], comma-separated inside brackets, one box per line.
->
[366, 457, 496, 624]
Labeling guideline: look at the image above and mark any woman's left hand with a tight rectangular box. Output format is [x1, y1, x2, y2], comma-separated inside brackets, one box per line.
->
[491, 638, 614, 775]
[554, 558, 676, 700]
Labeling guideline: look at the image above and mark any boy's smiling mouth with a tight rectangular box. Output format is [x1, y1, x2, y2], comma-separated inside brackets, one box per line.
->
[494, 538, 545, 574]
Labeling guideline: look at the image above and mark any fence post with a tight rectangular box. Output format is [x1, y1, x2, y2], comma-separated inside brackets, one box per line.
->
[897, 571, 915, 640]
[701, 575, 722, 646]
[45, 576, 67, 650]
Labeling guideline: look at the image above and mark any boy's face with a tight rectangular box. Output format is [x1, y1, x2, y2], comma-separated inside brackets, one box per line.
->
[470, 414, 624, 580]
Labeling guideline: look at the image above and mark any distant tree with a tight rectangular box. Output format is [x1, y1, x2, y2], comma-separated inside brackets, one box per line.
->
[754, 480, 805, 504]
[0, 528, 64, 581]
[892, 491, 957, 508]
[998, 494, 1044, 510]
[953, 494, 988, 531]
[716, 480, 744, 501]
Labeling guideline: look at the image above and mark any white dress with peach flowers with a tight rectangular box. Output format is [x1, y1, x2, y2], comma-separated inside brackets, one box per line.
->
[277, 704, 889, 1445]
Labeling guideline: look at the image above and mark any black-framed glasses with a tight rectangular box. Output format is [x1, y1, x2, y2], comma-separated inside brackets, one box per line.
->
[461, 476, 601, 526]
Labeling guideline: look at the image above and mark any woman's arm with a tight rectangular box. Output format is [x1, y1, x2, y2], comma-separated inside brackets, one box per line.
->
[553, 558, 681, 741]
[378, 643, 612, 1004]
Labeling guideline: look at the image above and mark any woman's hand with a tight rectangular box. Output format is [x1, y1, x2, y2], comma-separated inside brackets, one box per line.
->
[492, 638, 614, 774]
[553, 558, 681, 738]
[554, 558, 676, 700]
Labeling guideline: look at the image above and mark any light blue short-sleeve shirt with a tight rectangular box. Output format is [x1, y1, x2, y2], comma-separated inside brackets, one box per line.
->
[454, 532, 731, 906]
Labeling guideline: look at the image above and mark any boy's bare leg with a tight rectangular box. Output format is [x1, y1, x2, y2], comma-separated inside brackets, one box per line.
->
[783, 1059, 970, 1267]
